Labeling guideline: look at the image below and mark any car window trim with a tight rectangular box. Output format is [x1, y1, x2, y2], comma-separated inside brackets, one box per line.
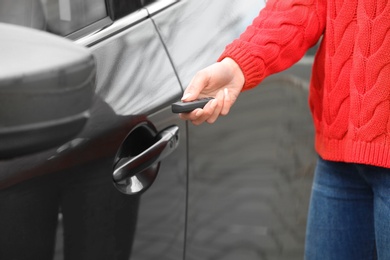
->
[144, 0, 179, 16]
[66, 17, 113, 41]
[74, 0, 179, 48]
[75, 9, 149, 47]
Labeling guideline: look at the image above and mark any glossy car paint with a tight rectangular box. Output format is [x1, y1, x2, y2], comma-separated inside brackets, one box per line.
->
[0, 23, 95, 159]
[0, 2, 186, 259]
[86, 12, 187, 258]
[0, 0, 316, 259]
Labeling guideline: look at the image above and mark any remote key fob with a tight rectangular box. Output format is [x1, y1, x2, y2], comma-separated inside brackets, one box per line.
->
[171, 97, 214, 113]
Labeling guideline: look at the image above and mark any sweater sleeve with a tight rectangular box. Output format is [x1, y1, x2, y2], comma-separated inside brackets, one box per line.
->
[218, 0, 327, 90]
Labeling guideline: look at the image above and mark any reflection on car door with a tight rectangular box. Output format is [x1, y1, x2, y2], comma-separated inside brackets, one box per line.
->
[80, 8, 187, 259]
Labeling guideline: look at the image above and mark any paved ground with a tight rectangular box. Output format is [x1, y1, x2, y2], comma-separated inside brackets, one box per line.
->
[184, 57, 317, 260]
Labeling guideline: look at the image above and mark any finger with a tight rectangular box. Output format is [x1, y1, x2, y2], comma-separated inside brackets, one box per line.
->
[189, 100, 215, 125]
[206, 90, 224, 123]
[182, 70, 210, 101]
[187, 96, 218, 125]
[179, 108, 204, 121]
[221, 88, 231, 116]
[190, 110, 209, 125]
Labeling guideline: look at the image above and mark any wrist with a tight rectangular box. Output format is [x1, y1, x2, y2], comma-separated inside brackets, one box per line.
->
[220, 57, 245, 89]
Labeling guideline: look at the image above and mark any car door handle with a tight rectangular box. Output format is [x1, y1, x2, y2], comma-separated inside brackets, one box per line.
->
[112, 125, 179, 194]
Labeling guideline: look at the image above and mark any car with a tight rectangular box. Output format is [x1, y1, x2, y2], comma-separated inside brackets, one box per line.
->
[0, 0, 316, 259]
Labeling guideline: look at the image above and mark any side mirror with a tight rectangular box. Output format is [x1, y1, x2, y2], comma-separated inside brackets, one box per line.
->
[0, 23, 95, 159]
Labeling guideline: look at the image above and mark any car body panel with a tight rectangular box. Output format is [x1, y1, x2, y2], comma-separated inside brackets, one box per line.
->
[83, 15, 187, 259]
[0, 4, 187, 259]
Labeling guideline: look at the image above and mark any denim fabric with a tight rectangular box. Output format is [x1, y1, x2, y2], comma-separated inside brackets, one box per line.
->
[305, 157, 390, 260]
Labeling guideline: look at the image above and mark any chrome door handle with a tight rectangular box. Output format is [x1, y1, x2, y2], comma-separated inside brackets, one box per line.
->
[113, 125, 179, 194]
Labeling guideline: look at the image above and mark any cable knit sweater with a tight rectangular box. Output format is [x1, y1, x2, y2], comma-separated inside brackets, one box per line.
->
[219, 0, 390, 168]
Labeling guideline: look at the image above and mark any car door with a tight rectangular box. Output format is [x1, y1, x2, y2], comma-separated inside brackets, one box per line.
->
[150, 0, 316, 259]
[0, 0, 186, 259]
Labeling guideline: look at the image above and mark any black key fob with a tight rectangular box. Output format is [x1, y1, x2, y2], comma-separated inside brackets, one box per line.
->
[171, 97, 214, 113]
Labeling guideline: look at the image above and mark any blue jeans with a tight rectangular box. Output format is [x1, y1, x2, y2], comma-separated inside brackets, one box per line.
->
[305, 157, 390, 260]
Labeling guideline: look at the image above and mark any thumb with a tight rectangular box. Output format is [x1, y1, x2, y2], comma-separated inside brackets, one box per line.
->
[181, 69, 210, 101]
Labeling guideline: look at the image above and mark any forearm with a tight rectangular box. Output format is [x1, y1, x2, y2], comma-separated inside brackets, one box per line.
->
[219, 0, 326, 90]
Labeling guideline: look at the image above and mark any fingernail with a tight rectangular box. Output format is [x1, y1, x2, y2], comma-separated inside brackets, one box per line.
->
[181, 93, 191, 100]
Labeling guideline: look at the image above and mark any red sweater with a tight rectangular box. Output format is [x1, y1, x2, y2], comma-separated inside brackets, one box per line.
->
[219, 0, 390, 168]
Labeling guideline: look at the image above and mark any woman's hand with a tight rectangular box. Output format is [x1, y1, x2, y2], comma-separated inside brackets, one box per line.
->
[179, 58, 245, 125]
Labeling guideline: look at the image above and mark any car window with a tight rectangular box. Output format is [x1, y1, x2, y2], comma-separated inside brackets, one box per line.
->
[0, 0, 47, 30]
[0, 0, 107, 36]
[0, 0, 147, 37]
[42, 0, 107, 36]
[139, 0, 158, 6]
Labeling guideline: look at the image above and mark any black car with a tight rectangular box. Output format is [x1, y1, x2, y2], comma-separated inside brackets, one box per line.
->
[0, 0, 316, 259]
